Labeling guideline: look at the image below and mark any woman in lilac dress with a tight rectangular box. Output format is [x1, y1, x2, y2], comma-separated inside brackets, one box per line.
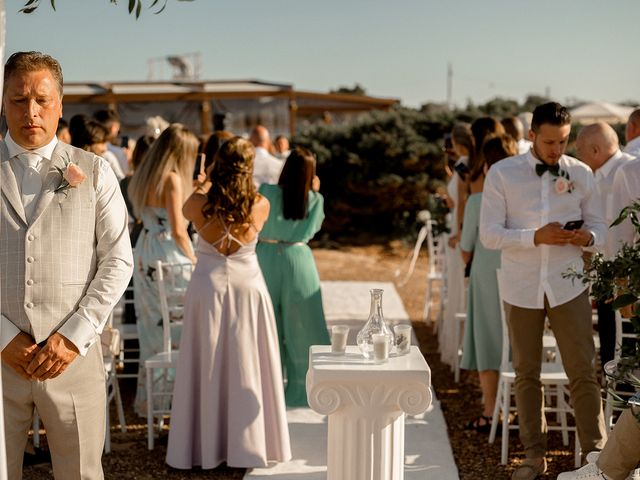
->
[166, 137, 291, 469]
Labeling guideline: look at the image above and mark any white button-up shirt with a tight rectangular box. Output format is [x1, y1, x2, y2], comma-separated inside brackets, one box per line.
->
[517, 138, 532, 155]
[480, 151, 606, 309]
[591, 150, 634, 258]
[623, 136, 640, 158]
[5, 132, 57, 189]
[252, 146, 283, 188]
[610, 158, 640, 252]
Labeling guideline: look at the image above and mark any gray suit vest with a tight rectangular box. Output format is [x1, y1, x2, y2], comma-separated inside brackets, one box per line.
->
[1, 142, 98, 343]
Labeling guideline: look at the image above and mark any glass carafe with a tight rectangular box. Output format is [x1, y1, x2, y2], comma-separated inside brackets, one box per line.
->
[357, 289, 395, 359]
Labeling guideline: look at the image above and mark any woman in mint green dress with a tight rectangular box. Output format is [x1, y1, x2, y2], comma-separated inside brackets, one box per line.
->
[257, 147, 330, 407]
[459, 134, 516, 432]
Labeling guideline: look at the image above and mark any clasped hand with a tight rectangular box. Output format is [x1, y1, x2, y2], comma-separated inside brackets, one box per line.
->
[534, 222, 592, 247]
[1, 332, 79, 381]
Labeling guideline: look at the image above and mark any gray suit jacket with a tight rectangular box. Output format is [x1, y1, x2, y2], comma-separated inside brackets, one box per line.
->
[0, 140, 133, 354]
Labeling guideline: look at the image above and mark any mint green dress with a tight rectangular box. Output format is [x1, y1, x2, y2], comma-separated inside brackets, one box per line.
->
[257, 184, 330, 407]
[459, 193, 502, 372]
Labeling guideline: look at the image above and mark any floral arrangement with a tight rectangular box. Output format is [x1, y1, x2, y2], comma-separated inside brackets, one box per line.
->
[565, 200, 640, 420]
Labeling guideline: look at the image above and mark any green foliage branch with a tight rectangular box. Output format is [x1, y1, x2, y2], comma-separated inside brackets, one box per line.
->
[20, 0, 193, 18]
[565, 201, 640, 420]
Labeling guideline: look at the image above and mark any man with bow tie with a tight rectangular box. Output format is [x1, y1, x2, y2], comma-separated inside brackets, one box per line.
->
[480, 103, 607, 479]
[0, 51, 133, 479]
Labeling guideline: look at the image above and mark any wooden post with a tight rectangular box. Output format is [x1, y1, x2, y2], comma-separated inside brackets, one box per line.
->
[288, 93, 298, 138]
[200, 100, 212, 135]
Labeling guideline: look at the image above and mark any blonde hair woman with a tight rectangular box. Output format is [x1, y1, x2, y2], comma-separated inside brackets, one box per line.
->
[166, 137, 291, 469]
[127, 123, 198, 415]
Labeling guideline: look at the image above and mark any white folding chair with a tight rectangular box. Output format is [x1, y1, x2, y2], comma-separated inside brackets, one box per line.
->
[146, 260, 193, 450]
[453, 312, 466, 383]
[110, 245, 140, 381]
[603, 310, 636, 431]
[422, 220, 447, 329]
[489, 270, 581, 467]
[111, 284, 140, 380]
[101, 315, 127, 453]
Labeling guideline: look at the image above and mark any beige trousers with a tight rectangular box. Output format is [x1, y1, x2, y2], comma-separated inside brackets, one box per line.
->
[2, 342, 106, 480]
[505, 289, 607, 459]
[598, 408, 640, 480]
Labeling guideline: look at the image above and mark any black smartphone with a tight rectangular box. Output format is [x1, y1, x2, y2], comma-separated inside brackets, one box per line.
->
[192, 153, 205, 180]
[454, 162, 470, 179]
[563, 220, 584, 231]
[120, 135, 129, 148]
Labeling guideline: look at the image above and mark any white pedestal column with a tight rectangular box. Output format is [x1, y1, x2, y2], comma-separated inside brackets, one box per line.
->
[307, 346, 431, 480]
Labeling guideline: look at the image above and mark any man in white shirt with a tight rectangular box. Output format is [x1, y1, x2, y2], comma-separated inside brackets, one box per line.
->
[502, 116, 532, 155]
[94, 108, 129, 176]
[274, 135, 291, 161]
[250, 125, 283, 187]
[575, 122, 634, 369]
[623, 109, 640, 158]
[480, 103, 607, 479]
[558, 162, 640, 480]
[610, 157, 640, 250]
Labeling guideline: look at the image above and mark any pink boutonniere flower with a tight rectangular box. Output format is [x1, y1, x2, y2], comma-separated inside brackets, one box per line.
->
[55, 155, 86, 193]
[555, 176, 571, 194]
[553, 168, 574, 194]
[63, 163, 87, 187]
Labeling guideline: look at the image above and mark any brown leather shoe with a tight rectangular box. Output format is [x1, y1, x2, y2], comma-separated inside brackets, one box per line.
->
[511, 457, 547, 480]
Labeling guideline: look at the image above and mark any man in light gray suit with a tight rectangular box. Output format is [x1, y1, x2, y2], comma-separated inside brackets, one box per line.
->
[0, 52, 133, 479]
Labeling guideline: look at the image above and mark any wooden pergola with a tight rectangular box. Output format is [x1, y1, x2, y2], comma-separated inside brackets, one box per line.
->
[62, 80, 399, 137]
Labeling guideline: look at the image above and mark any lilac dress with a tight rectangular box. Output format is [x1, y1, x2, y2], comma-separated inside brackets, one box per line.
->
[166, 219, 291, 469]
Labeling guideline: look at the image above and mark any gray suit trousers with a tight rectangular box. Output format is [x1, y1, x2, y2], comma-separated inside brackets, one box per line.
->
[2, 343, 105, 480]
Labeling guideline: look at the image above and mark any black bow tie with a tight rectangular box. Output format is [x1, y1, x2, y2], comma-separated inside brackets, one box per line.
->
[535, 162, 560, 177]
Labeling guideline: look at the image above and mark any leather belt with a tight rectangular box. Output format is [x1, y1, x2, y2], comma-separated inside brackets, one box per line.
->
[259, 238, 306, 246]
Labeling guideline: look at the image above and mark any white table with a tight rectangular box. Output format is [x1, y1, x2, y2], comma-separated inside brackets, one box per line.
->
[306, 345, 432, 480]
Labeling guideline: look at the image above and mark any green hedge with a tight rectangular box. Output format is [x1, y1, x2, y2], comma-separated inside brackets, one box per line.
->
[294, 107, 453, 239]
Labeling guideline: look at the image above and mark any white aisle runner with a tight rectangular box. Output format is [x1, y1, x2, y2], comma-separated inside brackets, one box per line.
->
[244, 281, 459, 480]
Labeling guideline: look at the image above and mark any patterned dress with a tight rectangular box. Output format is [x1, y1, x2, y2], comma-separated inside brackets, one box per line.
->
[132, 207, 192, 416]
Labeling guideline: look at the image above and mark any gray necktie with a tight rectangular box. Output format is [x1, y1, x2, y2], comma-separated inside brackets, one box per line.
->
[20, 152, 43, 220]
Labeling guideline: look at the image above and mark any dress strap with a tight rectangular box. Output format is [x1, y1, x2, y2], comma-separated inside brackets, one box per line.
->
[196, 216, 218, 235]
[210, 215, 246, 248]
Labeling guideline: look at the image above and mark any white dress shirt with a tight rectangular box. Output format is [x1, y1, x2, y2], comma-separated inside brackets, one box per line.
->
[591, 150, 634, 258]
[252, 147, 283, 187]
[609, 158, 640, 252]
[479, 150, 606, 309]
[517, 138, 533, 155]
[1, 133, 129, 354]
[623, 136, 640, 158]
[5, 133, 56, 192]
[108, 143, 129, 176]
[102, 149, 125, 180]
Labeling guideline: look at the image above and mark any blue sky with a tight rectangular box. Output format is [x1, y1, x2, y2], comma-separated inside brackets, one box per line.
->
[5, 0, 639, 107]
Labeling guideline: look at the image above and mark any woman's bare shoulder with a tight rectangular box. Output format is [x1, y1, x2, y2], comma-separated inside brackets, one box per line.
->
[249, 193, 269, 226]
[254, 193, 270, 213]
[183, 192, 208, 223]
